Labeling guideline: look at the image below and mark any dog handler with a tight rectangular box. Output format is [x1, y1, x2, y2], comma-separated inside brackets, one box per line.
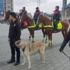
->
[7, 12, 21, 65]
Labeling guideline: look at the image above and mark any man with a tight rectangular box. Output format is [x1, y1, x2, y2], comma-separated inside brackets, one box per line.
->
[59, 29, 70, 52]
[7, 12, 21, 65]
[22, 7, 27, 16]
[53, 6, 61, 29]
[19, 9, 22, 17]
[33, 7, 41, 24]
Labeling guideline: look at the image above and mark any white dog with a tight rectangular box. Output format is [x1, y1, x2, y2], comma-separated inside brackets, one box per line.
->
[15, 40, 47, 69]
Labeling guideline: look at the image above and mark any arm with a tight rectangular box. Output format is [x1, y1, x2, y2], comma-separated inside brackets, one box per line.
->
[15, 24, 21, 40]
[59, 29, 70, 52]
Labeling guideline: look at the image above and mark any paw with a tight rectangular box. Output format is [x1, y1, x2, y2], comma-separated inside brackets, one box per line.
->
[28, 65, 31, 69]
[42, 61, 45, 64]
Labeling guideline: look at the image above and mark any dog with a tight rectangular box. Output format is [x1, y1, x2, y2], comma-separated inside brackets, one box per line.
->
[15, 40, 47, 69]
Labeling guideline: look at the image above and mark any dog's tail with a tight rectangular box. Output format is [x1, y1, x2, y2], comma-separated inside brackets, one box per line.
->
[15, 40, 21, 46]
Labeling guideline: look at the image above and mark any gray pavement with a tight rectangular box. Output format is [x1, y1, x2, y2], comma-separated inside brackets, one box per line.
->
[0, 23, 70, 70]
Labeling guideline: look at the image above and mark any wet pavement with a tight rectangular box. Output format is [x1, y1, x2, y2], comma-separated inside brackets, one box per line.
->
[0, 23, 70, 70]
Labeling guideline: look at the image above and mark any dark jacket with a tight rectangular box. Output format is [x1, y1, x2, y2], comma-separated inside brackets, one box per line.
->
[34, 10, 40, 20]
[53, 9, 61, 21]
[8, 20, 21, 41]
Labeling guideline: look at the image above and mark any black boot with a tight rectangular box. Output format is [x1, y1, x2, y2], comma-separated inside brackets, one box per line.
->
[14, 57, 20, 66]
[7, 58, 15, 64]
[14, 61, 20, 66]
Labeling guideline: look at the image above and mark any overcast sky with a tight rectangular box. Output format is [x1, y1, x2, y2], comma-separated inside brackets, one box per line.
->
[13, 0, 70, 15]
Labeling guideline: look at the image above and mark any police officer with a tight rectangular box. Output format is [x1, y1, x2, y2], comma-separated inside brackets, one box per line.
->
[7, 12, 21, 65]
[53, 6, 61, 29]
[33, 7, 41, 24]
[22, 7, 27, 16]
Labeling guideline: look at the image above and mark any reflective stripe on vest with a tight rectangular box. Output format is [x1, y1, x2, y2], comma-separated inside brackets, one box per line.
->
[44, 22, 53, 28]
[28, 22, 36, 28]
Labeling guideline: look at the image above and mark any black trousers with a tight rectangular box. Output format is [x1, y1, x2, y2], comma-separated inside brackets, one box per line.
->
[59, 29, 70, 52]
[9, 40, 20, 62]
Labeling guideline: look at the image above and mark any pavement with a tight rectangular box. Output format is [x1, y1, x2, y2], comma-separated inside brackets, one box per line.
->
[0, 23, 70, 70]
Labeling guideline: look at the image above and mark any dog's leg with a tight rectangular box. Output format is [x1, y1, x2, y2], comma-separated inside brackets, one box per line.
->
[26, 54, 31, 69]
[21, 54, 26, 65]
[40, 48, 45, 64]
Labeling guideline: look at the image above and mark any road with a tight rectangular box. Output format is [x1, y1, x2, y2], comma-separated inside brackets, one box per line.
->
[0, 23, 70, 70]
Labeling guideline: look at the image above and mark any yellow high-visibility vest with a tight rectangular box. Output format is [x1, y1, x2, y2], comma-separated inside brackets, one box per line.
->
[57, 22, 62, 29]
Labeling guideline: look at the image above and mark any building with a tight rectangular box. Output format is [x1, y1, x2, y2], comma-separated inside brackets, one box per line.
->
[62, 0, 70, 20]
[4, 0, 13, 12]
[0, 0, 13, 19]
[0, 0, 4, 16]
[62, 0, 67, 18]
[65, 3, 70, 19]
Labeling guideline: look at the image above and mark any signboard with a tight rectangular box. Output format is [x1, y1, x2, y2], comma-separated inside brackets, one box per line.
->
[0, 0, 4, 16]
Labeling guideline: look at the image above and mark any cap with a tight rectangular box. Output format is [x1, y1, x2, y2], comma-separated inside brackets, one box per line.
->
[56, 6, 59, 9]
[10, 12, 16, 18]
[36, 7, 39, 9]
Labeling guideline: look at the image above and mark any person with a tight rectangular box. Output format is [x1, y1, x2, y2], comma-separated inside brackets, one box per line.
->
[53, 6, 61, 29]
[7, 12, 21, 66]
[33, 7, 41, 24]
[59, 29, 70, 52]
[22, 7, 27, 16]
[19, 9, 22, 17]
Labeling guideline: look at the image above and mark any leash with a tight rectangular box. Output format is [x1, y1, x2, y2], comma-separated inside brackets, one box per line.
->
[62, 51, 70, 61]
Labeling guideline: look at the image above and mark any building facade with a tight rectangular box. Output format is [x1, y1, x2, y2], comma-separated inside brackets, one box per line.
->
[0, 0, 4, 16]
[62, 0, 67, 17]
[65, 3, 70, 19]
[4, 0, 13, 12]
[62, 0, 70, 19]
[0, 0, 13, 18]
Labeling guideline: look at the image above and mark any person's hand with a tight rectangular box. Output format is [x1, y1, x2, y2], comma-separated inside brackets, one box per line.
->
[59, 48, 63, 52]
